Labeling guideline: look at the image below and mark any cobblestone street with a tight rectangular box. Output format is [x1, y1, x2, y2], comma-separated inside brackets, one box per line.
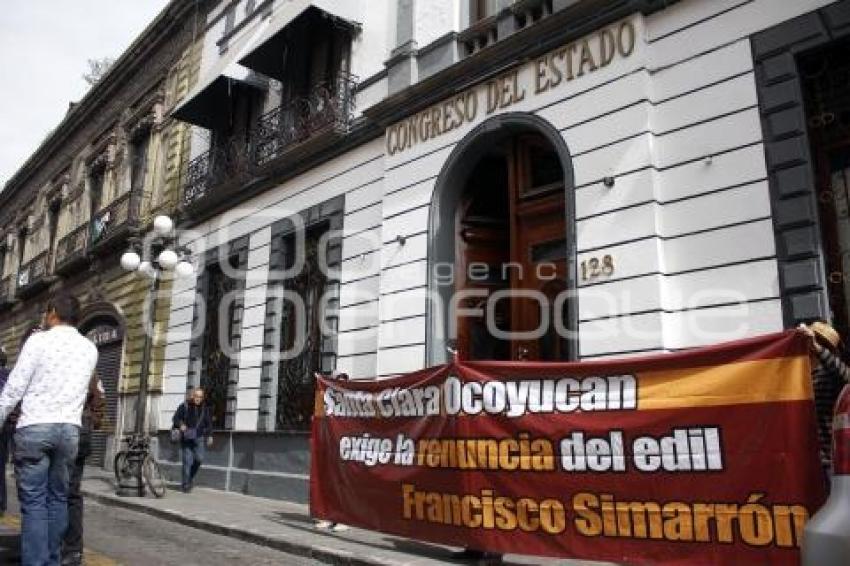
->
[1, 477, 318, 565]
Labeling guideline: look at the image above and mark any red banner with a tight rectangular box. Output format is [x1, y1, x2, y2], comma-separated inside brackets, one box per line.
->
[310, 331, 825, 564]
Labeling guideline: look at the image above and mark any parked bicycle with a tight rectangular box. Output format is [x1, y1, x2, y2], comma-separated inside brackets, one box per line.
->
[114, 434, 167, 498]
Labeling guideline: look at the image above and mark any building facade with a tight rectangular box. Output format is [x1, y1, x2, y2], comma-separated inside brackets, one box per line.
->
[159, 0, 850, 502]
[0, 1, 205, 467]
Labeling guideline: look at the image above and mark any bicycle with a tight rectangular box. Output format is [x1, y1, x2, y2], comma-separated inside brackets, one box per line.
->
[114, 434, 167, 498]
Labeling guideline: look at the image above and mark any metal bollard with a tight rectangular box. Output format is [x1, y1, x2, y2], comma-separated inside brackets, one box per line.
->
[802, 384, 850, 565]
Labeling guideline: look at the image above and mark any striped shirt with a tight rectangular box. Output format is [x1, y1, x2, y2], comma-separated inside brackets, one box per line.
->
[812, 347, 850, 467]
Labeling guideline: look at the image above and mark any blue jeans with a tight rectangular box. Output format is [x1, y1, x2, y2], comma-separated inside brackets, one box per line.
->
[14, 424, 80, 566]
[180, 439, 205, 490]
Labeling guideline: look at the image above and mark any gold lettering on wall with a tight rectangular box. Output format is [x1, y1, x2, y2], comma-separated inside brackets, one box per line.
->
[386, 20, 638, 156]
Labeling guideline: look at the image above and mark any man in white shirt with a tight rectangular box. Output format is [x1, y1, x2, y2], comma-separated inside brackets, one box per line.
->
[0, 295, 98, 566]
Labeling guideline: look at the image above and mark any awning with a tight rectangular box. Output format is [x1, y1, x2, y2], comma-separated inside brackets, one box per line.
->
[171, 19, 272, 129]
[238, 0, 360, 81]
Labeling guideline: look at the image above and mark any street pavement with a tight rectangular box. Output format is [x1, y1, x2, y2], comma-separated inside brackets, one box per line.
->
[0, 473, 330, 565]
[77, 468, 614, 566]
[1, 469, 615, 565]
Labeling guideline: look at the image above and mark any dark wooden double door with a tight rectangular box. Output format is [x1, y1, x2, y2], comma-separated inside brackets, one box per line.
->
[455, 133, 571, 362]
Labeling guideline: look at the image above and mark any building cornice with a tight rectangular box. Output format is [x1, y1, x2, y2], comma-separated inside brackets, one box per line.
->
[366, 0, 679, 127]
[0, 0, 209, 211]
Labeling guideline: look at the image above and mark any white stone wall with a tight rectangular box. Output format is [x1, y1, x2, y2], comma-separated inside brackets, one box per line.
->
[159, 0, 841, 430]
[159, 138, 385, 430]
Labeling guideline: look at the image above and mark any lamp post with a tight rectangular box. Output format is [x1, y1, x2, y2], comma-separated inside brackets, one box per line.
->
[117, 214, 193, 495]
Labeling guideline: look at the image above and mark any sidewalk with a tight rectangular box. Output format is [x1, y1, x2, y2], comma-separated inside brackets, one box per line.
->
[80, 468, 611, 566]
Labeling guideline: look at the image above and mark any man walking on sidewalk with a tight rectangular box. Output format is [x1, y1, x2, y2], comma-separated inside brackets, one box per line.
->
[0, 295, 98, 566]
[172, 388, 212, 493]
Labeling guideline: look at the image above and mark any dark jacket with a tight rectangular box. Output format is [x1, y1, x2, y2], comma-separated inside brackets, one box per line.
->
[172, 402, 212, 438]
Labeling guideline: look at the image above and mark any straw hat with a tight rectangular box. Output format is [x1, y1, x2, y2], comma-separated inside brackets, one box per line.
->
[810, 321, 841, 350]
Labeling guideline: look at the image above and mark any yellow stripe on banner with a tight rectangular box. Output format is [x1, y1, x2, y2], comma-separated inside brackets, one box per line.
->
[636, 355, 812, 410]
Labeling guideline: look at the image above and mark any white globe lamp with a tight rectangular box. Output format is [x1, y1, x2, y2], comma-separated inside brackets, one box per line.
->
[158, 249, 179, 270]
[120, 251, 141, 272]
[175, 260, 195, 279]
[153, 215, 174, 237]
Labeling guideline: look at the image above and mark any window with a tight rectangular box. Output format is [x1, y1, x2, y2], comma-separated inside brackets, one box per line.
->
[259, 198, 343, 432]
[16, 229, 25, 268]
[275, 222, 333, 430]
[47, 200, 60, 264]
[204, 85, 264, 180]
[130, 131, 151, 193]
[199, 255, 241, 430]
[277, 10, 352, 101]
[471, 0, 500, 22]
[88, 163, 108, 242]
[15, 228, 26, 287]
[89, 166, 105, 214]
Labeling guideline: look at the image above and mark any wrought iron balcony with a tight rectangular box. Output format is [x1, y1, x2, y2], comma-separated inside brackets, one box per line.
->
[252, 72, 358, 166]
[54, 223, 90, 274]
[0, 275, 14, 308]
[89, 191, 138, 253]
[16, 251, 52, 297]
[183, 142, 255, 207]
[182, 72, 358, 209]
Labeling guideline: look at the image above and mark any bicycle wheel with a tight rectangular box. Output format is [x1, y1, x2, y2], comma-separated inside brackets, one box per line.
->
[113, 451, 132, 484]
[142, 455, 167, 498]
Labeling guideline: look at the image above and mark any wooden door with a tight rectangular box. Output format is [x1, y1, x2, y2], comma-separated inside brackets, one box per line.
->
[814, 143, 850, 338]
[456, 134, 569, 361]
[803, 38, 850, 337]
[510, 136, 568, 361]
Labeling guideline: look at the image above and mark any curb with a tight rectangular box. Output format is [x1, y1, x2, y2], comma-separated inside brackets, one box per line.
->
[79, 486, 399, 566]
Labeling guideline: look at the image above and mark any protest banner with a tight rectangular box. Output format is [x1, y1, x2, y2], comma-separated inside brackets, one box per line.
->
[310, 330, 825, 564]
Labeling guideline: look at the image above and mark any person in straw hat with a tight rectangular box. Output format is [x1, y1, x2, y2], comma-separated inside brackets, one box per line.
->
[799, 321, 850, 488]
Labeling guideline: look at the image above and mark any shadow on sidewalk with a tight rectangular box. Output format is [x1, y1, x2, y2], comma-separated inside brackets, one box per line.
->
[262, 509, 532, 565]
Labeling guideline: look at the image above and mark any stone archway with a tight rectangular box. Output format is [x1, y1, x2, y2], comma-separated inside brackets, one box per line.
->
[426, 112, 578, 365]
[79, 303, 125, 468]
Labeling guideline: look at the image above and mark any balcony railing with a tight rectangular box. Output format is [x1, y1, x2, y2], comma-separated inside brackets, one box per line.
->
[183, 72, 358, 208]
[459, 0, 554, 58]
[0, 275, 14, 307]
[16, 251, 52, 297]
[253, 72, 358, 166]
[183, 141, 255, 206]
[54, 223, 90, 274]
[89, 191, 136, 251]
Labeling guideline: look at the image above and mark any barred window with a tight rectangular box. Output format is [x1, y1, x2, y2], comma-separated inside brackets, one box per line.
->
[130, 131, 151, 194]
[275, 222, 332, 430]
[200, 255, 240, 430]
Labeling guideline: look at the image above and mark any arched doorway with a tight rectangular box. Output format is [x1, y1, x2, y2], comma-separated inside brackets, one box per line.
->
[80, 310, 124, 468]
[427, 114, 577, 364]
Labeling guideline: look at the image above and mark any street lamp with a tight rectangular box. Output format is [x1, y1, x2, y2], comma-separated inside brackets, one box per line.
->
[116, 214, 193, 496]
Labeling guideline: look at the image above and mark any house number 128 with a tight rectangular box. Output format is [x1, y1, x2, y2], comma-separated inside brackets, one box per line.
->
[581, 255, 614, 281]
